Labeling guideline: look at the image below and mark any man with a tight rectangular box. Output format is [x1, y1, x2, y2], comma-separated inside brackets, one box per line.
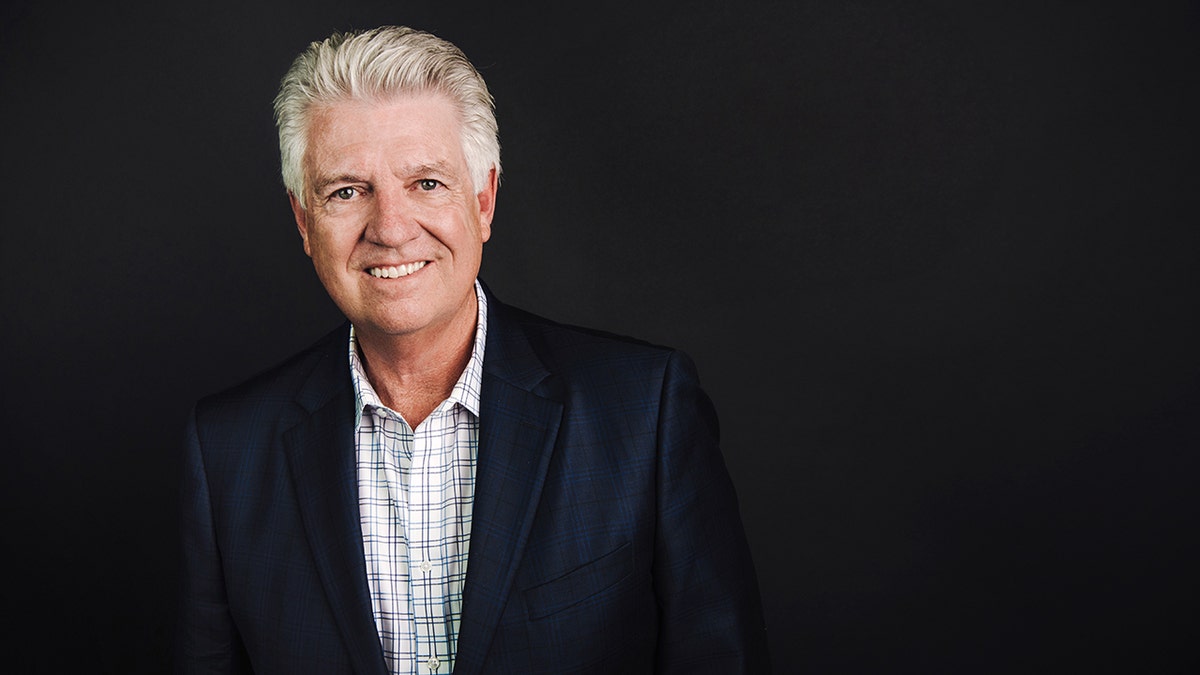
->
[176, 26, 768, 674]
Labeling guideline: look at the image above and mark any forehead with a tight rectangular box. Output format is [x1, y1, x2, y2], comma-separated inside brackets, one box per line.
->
[303, 93, 465, 173]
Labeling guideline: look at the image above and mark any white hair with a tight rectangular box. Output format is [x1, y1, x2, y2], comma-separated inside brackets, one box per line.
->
[274, 26, 501, 208]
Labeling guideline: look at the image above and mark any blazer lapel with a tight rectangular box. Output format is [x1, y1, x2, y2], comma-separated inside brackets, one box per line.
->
[282, 325, 388, 675]
[454, 294, 563, 674]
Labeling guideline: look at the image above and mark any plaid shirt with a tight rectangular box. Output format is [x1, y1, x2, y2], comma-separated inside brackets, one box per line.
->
[351, 281, 487, 675]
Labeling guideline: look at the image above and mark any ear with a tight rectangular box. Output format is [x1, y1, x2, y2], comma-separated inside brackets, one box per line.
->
[476, 166, 498, 243]
[288, 191, 313, 257]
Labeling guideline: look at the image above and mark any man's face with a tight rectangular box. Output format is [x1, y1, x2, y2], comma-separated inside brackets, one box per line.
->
[290, 94, 496, 345]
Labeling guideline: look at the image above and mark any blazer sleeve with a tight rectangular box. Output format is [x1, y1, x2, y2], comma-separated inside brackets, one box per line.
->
[175, 408, 254, 675]
[653, 350, 771, 673]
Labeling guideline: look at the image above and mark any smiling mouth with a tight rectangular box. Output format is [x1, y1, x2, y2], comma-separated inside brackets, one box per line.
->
[368, 261, 427, 278]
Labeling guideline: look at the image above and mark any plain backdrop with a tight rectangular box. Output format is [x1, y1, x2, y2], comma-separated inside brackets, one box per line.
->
[2, 1, 1198, 672]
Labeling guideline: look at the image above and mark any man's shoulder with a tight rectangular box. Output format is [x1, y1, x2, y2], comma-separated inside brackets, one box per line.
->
[491, 299, 688, 383]
[193, 322, 348, 423]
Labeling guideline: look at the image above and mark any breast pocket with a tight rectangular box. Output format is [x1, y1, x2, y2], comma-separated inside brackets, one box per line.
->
[523, 541, 634, 620]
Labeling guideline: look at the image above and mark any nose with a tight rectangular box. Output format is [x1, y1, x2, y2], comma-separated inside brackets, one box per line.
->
[363, 184, 420, 247]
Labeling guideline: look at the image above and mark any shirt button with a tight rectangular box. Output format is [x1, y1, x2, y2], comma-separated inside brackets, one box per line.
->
[420, 560, 433, 573]
[427, 655, 440, 671]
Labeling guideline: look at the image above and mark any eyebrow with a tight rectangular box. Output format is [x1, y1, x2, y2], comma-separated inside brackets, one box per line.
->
[310, 162, 457, 194]
[402, 161, 456, 179]
[311, 173, 366, 195]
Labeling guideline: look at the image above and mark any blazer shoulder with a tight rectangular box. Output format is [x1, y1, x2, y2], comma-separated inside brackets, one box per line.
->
[489, 301, 705, 400]
[192, 322, 349, 429]
[499, 302, 677, 361]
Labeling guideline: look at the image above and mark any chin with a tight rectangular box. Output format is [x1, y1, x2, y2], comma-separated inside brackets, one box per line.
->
[355, 316, 424, 337]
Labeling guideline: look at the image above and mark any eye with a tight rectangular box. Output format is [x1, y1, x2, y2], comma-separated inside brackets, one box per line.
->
[417, 179, 441, 191]
[333, 187, 357, 200]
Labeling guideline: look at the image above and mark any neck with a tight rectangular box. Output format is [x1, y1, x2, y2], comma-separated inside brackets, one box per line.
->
[355, 298, 477, 428]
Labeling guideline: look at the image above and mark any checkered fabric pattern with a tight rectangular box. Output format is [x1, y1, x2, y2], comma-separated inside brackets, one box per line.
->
[351, 281, 487, 675]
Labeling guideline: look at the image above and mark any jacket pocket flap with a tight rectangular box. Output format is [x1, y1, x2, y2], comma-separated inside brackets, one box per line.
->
[523, 542, 633, 620]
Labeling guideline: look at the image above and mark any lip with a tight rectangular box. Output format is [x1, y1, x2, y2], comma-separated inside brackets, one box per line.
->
[365, 260, 428, 278]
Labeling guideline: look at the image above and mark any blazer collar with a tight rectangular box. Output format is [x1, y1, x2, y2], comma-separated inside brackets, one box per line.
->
[283, 323, 389, 675]
[454, 284, 564, 674]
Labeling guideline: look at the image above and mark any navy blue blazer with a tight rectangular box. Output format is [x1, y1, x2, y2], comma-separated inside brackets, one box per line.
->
[176, 287, 769, 674]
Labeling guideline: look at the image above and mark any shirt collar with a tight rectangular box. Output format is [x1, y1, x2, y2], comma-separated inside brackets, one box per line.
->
[349, 280, 488, 425]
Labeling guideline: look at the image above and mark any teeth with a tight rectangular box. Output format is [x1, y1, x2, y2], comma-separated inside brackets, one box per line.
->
[370, 261, 426, 278]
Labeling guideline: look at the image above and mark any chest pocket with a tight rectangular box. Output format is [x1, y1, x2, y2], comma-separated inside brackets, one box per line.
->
[523, 541, 633, 620]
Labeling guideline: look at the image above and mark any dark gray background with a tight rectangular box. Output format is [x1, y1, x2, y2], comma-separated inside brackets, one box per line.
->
[2, 1, 1198, 672]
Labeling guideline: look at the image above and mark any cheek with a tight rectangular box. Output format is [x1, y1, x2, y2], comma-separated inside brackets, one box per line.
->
[306, 238, 352, 282]
[308, 224, 353, 256]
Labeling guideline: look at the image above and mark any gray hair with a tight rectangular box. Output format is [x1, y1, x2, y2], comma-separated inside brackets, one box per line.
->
[274, 26, 501, 208]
